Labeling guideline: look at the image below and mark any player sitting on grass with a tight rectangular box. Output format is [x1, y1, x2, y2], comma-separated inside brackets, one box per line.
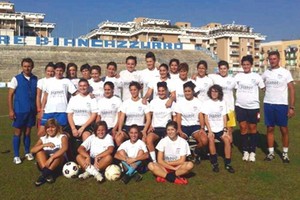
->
[148, 121, 194, 185]
[114, 124, 149, 184]
[76, 121, 114, 182]
[31, 118, 68, 186]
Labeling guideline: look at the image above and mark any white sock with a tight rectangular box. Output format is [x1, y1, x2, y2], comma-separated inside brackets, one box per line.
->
[86, 165, 99, 176]
[283, 147, 288, 154]
[268, 147, 274, 154]
[150, 151, 156, 162]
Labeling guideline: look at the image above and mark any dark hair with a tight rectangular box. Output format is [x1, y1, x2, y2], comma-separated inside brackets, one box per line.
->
[166, 120, 178, 130]
[145, 51, 156, 61]
[218, 60, 229, 69]
[104, 81, 115, 90]
[78, 78, 89, 85]
[129, 124, 140, 133]
[207, 84, 223, 101]
[55, 62, 66, 71]
[66, 63, 78, 79]
[94, 121, 108, 135]
[80, 63, 91, 72]
[241, 55, 253, 65]
[21, 57, 34, 68]
[157, 81, 168, 90]
[126, 56, 137, 64]
[169, 58, 180, 66]
[159, 63, 170, 79]
[197, 60, 208, 69]
[129, 81, 142, 90]
[45, 62, 55, 71]
[107, 61, 117, 70]
[90, 65, 101, 74]
[178, 62, 189, 72]
[268, 51, 280, 59]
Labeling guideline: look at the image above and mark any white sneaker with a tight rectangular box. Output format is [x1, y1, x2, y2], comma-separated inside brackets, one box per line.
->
[249, 152, 256, 162]
[242, 152, 249, 161]
[25, 153, 34, 161]
[94, 173, 104, 182]
[78, 171, 91, 179]
[13, 157, 22, 165]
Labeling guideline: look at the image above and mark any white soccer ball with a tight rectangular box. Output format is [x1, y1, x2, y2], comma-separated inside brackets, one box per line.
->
[105, 164, 122, 181]
[62, 161, 79, 178]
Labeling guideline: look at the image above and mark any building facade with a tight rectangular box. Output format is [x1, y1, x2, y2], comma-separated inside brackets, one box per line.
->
[0, 1, 55, 37]
[82, 17, 266, 71]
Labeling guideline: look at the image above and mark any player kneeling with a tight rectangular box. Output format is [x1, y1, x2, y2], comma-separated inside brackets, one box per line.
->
[76, 121, 114, 182]
[115, 124, 149, 184]
[31, 118, 68, 186]
[148, 121, 193, 185]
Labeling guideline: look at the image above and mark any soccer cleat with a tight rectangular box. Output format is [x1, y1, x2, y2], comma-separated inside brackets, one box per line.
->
[13, 157, 22, 165]
[264, 153, 275, 161]
[25, 153, 34, 161]
[282, 153, 290, 163]
[132, 172, 143, 182]
[121, 174, 131, 184]
[242, 152, 249, 161]
[45, 175, 55, 183]
[78, 171, 91, 179]
[249, 152, 256, 162]
[35, 175, 46, 187]
[212, 164, 219, 173]
[94, 173, 104, 182]
[174, 177, 188, 185]
[225, 165, 235, 173]
[156, 176, 166, 183]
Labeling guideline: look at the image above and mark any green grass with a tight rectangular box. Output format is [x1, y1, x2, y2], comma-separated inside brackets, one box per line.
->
[0, 85, 299, 200]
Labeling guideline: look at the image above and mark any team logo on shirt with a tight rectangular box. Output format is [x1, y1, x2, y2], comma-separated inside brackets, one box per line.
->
[86, 102, 91, 109]
[111, 104, 116, 109]
[277, 74, 283, 79]
[138, 106, 143, 111]
[219, 106, 223, 112]
[251, 79, 256, 84]
[176, 148, 181, 154]
[193, 106, 198, 111]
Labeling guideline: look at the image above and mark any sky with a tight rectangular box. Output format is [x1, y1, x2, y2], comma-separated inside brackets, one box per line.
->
[11, 0, 300, 42]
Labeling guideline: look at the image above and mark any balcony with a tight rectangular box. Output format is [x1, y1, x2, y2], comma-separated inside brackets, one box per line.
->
[230, 42, 239, 46]
[230, 51, 240, 56]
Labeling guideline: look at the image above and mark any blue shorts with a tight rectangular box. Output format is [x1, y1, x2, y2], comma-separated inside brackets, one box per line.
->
[182, 125, 201, 137]
[153, 127, 166, 138]
[235, 106, 260, 124]
[264, 103, 288, 127]
[41, 112, 68, 126]
[12, 112, 36, 128]
[214, 131, 224, 141]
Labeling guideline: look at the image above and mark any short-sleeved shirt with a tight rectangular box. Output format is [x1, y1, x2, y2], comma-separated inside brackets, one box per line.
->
[97, 96, 122, 129]
[150, 98, 175, 127]
[148, 78, 175, 99]
[119, 70, 141, 101]
[195, 76, 213, 103]
[117, 139, 148, 158]
[81, 134, 114, 158]
[175, 97, 202, 126]
[40, 134, 66, 155]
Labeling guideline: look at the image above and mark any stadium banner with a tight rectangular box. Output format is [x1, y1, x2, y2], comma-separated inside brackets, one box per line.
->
[0, 35, 183, 50]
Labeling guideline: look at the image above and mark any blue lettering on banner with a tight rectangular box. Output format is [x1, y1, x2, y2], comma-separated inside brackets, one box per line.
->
[36, 37, 49, 45]
[117, 41, 127, 48]
[174, 43, 183, 50]
[53, 37, 59, 46]
[141, 41, 151, 49]
[64, 38, 75, 46]
[129, 41, 139, 48]
[163, 43, 173, 49]
[91, 39, 103, 47]
[14, 36, 25, 45]
[0, 35, 9, 44]
[152, 42, 162, 49]
[104, 40, 115, 48]
[77, 38, 89, 47]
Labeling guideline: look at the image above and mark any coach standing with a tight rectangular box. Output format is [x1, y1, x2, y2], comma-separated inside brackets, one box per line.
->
[262, 51, 295, 163]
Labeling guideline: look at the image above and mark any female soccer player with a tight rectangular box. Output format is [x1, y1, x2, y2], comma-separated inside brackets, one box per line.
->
[101, 61, 122, 98]
[31, 118, 68, 186]
[146, 82, 175, 163]
[194, 60, 213, 103]
[115, 125, 149, 184]
[117, 81, 151, 146]
[66, 63, 80, 88]
[148, 121, 194, 185]
[175, 81, 207, 164]
[203, 84, 234, 173]
[169, 58, 180, 79]
[77, 121, 114, 182]
[89, 65, 104, 102]
[235, 55, 265, 162]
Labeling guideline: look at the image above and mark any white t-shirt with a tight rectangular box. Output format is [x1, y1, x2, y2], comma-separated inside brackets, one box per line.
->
[170, 73, 179, 80]
[70, 78, 80, 89]
[88, 79, 104, 102]
[262, 67, 293, 105]
[202, 99, 227, 133]
[97, 96, 122, 129]
[173, 78, 195, 103]
[8, 74, 31, 89]
[235, 72, 265, 109]
[44, 77, 77, 113]
[66, 94, 98, 126]
[195, 76, 213, 103]
[139, 68, 160, 96]
[81, 134, 114, 158]
[37, 77, 52, 101]
[148, 77, 175, 99]
[117, 139, 148, 158]
[175, 97, 202, 126]
[119, 70, 141, 101]
[156, 136, 191, 162]
[103, 76, 122, 98]
[150, 98, 175, 127]
[40, 134, 66, 155]
[120, 98, 150, 126]
[209, 74, 236, 111]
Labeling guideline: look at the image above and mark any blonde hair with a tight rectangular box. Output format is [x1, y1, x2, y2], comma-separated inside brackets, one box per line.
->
[44, 118, 62, 137]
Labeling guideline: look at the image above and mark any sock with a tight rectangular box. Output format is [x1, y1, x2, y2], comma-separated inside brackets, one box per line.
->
[122, 161, 142, 176]
[23, 135, 31, 154]
[224, 158, 231, 166]
[268, 147, 274, 154]
[42, 167, 53, 177]
[165, 171, 176, 182]
[13, 135, 21, 157]
[86, 165, 99, 176]
[210, 154, 218, 165]
[283, 147, 288, 154]
[241, 134, 248, 152]
[249, 134, 258, 153]
[150, 151, 156, 162]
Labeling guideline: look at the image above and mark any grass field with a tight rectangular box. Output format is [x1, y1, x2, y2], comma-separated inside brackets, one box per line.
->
[0, 86, 299, 200]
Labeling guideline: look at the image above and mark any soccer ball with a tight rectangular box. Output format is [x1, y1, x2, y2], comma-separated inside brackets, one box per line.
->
[105, 164, 121, 181]
[62, 161, 79, 178]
